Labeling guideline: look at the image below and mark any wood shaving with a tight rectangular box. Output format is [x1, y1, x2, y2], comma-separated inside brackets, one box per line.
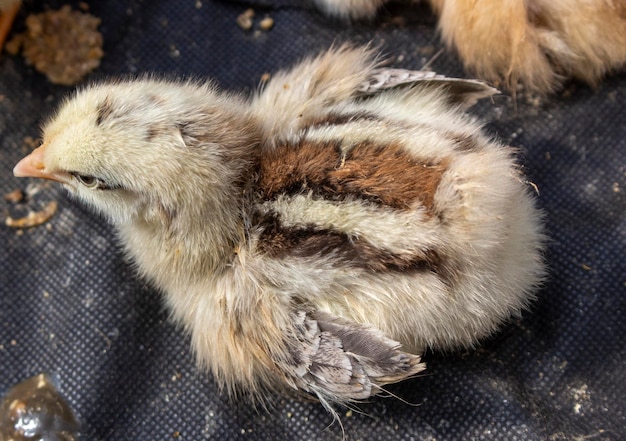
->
[22, 136, 39, 150]
[4, 189, 24, 203]
[6, 5, 103, 85]
[5, 201, 57, 228]
[236, 9, 254, 31]
[259, 16, 274, 31]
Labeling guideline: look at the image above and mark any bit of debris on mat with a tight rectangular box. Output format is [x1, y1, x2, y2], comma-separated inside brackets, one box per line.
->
[236, 9, 274, 33]
[3, 189, 24, 203]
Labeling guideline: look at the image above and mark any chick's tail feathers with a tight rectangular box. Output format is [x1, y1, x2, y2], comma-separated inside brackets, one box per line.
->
[252, 44, 499, 145]
[357, 68, 499, 108]
[252, 44, 381, 143]
[281, 310, 425, 410]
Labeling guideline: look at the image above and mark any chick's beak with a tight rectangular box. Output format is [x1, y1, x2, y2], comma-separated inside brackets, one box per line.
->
[13, 145, 69, 184]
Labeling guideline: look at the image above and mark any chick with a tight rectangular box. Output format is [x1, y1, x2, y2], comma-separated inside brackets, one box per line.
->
[13, 46, 545, 412]
[314, 0, 626, 93]
[0, 0, 20, 50]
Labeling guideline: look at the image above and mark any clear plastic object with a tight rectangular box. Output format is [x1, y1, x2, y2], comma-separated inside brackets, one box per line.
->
[0, 374, 79, 441]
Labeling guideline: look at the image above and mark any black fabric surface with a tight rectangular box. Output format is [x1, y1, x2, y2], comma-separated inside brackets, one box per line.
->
[1, 1, 624, 440]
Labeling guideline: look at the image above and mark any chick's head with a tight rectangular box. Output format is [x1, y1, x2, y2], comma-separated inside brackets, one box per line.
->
[14, 80, 257, 226]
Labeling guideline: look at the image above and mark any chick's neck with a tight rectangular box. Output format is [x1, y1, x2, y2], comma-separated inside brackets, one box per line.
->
[119, 128, 261, 290]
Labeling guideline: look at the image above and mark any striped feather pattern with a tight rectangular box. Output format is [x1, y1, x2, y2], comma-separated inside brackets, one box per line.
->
[23, 45, 545, 414]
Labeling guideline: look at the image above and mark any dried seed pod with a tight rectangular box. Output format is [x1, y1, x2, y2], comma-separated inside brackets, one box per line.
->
[7, 5, 103, 85]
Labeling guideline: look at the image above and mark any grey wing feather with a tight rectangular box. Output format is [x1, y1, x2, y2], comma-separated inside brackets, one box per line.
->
[283, 310, 425, 406]
[358, 68, 500, 108]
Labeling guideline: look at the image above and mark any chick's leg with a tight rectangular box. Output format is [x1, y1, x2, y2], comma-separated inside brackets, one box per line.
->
[0, 1, 19, 51]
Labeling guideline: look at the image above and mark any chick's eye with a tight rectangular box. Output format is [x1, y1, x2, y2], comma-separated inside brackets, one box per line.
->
[71, 172, 109, 190]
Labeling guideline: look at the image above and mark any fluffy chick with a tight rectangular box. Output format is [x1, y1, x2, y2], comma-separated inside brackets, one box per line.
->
[14, 46, 545, 411]
[314, 0, 626, 93]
